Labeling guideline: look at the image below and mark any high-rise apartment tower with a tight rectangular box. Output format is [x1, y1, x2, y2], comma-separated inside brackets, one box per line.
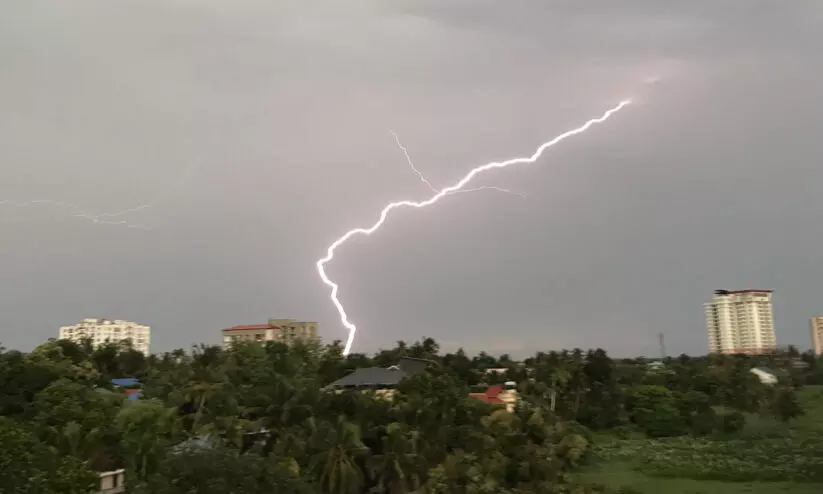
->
[705, 289, 776, 355]
[811, 317, 823, 356]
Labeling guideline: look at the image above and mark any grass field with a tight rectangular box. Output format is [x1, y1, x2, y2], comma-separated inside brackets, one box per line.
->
[577, 461, 823, 494]
[576, 386, 823, 493]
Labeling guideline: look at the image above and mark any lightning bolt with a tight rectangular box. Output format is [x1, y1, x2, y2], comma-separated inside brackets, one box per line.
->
[318, 100, 631, 355]
[0, 159, 198, 230]
[389, 129, 438, 192]
[0, 198, 154, 229]
[389, 130, 528, 200]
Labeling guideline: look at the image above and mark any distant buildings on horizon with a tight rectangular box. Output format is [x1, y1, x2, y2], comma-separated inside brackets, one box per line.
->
[221, 318, 318, 348]
[59, 318, 151, 355]
[704, 288, 823, 356]
[49, 302, 823, 358]
[56, 316, 318, 355]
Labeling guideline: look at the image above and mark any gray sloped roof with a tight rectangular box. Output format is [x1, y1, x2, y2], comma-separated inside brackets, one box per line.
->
[331, 367, 408, 387]
[397, 357, 432, 376]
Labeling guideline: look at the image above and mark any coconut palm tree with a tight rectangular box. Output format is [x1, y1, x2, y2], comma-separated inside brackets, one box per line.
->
[367, 422, 422, 494]
[308, 415, 370, 494]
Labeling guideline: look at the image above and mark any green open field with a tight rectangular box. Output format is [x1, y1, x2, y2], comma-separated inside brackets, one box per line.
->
[576, 386, 823, 494]
[578, 462, 822, 494]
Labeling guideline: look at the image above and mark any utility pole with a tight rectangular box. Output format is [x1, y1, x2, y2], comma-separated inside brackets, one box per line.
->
[658, 332, 666, 359]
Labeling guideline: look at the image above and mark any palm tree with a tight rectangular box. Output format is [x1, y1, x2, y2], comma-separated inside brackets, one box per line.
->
[309, 415, 370, 494]
[117, 399, 181, 481]
[549, 367, 571, 413]
[185, 381, 224, 433]
[367, 422, 421, 494]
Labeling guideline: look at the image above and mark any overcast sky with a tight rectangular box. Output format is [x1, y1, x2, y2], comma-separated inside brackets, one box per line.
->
[1, 0, 822, 357]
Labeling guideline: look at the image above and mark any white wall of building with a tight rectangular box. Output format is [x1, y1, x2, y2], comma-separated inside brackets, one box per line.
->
[59, 318, 151, 355]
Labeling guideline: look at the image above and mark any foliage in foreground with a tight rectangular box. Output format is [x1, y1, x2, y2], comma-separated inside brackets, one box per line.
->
[0, 417, 98, 494]
[0, 338, 820, 493]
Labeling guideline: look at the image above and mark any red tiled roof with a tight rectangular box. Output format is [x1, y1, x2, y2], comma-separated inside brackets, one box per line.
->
[222, 324, 280, 332]
[486, 385, 502, 398]
[469, 385, 506, 405]
[469, 393, 505, 405]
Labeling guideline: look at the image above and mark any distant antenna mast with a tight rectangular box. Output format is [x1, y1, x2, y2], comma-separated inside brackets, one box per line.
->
[658, 332, 666, 359]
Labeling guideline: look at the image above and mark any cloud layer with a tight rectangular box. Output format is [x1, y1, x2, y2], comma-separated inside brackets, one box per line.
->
[1, 0, 822, 357]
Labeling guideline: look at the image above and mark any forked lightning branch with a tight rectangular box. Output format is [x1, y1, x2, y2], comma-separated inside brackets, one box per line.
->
[317, 100, 632, 355]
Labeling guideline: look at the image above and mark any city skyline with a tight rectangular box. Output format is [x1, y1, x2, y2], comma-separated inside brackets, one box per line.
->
[43, 300, 820, 357]
[2, 1, 823, 357]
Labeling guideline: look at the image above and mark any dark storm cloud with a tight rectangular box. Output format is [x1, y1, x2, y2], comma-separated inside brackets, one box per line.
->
[1, 0, 822, 357]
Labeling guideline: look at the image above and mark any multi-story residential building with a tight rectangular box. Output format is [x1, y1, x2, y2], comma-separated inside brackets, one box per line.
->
[811, 317, 823, 355]
[59, 318, 151, 355]
[221, 318, 318, 348]
[705, 289, 776, 355]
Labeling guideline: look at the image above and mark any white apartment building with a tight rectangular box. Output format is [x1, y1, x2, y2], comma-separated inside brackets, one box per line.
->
[59, 318, 151, 355]
[705, 289, 776, 355]
[811, 317, 823, 356]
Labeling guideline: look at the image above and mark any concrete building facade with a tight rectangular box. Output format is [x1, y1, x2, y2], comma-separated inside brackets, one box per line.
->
[222, 318, 318, 348]
[811, 317, 823, 356]
[59, 318, 151, 355]
[705, 289, 776, 355]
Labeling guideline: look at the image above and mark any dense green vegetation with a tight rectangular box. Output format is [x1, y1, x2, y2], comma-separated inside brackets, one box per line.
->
[578, 371, 823, 493]
[0, 337, 821, 493]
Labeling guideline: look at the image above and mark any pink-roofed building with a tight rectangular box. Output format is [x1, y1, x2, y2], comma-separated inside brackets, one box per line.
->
[221, 319, 318, 348]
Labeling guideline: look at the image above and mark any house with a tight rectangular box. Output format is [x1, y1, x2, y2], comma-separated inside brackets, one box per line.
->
[111, 378, 141, 401]
[790, 358, 810, 369]
[469, 384, 518, 412]
[750, 367, 778, 385]
[328, 357, 434, 399]
[646, 361, 665, 371]
[485, 368, 509, 375]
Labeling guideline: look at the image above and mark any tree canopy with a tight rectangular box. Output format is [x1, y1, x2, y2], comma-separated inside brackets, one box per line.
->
[0, 337, 816, 493]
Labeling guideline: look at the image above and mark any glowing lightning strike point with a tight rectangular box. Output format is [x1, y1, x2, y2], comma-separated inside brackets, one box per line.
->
[319, 100, 631, 355]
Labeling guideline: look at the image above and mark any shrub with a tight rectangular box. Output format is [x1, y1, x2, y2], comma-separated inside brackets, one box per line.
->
[720, 411, 745, 434]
